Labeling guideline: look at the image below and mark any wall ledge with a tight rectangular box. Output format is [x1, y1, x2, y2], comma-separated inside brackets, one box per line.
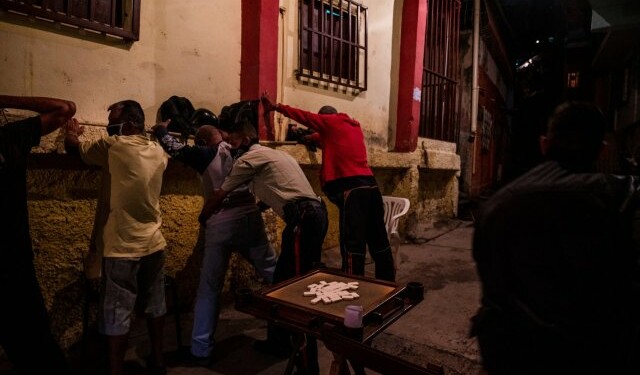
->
[267, 140, 460, 172]
[26, 138, 460, 175]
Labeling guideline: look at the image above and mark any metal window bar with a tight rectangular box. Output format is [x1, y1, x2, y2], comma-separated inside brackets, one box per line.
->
[0, 0, 140, 41]
[298, 0, 367, 91]
[420, 0, 460, 143]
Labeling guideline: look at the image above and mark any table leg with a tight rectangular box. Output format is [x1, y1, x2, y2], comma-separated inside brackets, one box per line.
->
[330, 351, 352, 375]
[283, 334, 303, 375]
[349, 360, 367, 375]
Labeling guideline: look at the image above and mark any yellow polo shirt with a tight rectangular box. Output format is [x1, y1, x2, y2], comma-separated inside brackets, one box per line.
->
[79, 135, 168, 258]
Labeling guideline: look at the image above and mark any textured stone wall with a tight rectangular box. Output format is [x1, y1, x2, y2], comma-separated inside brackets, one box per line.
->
[23, 133, 459, 349]
[25, 153, 331, 348]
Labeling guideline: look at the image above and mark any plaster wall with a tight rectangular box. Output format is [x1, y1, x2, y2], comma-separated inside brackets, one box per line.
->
[0, 0, 242, 122]
[274, 0, 396, 149]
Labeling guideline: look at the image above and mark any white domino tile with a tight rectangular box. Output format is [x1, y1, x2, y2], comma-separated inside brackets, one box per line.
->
[302, 280, 360, 304]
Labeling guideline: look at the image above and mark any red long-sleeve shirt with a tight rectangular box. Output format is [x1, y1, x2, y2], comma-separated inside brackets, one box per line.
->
[277, 104, 373, 186]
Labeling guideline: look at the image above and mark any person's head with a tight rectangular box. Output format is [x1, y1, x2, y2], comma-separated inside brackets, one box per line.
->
[226, 120, 259, 151]
[195, 125, 223, 147]
[107, 100, 145, 136]
[318, 105, 338, 115]
[540, 101, 606, 170]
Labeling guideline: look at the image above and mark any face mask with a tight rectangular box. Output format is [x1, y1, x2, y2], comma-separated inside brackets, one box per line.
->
[107, 122, 125, 136]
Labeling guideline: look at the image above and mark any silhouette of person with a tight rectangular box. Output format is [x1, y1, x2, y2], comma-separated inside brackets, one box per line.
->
[471, 101, 640, 374]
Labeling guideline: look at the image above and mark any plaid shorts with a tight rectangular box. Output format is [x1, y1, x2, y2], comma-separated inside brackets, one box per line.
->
[99, 250, 167, 336]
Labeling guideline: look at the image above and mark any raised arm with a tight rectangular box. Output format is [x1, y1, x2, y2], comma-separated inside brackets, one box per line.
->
[152, 120, 217, 174]
[0, 95, 76, 136]
[261, 93, 326, 132]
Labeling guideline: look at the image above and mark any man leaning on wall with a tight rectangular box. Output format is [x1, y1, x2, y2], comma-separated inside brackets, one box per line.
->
[261, 94, 395, 282]
[64, 101, 169, 375]
[152, 113, 277, 367]
[0, 94, 76, 374]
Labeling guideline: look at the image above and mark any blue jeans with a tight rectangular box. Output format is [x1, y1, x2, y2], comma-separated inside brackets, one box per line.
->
[191, 211, 277, 357]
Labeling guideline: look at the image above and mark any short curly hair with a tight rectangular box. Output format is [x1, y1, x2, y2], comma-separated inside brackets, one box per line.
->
[545, 101, 606, 166]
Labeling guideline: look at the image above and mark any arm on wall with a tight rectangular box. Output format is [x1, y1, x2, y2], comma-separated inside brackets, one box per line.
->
[0, 95, 76, 136]
[63, 118, 84, 155]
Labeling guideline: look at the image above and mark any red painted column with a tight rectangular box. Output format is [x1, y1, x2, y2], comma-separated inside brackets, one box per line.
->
[394, 0, 427, 152]
[241, 0, 279, 140]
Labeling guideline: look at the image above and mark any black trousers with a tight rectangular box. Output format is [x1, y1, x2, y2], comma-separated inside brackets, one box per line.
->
[274, 198, 328, 282]
[271, 198, 328, 375]
[327, 185, 395, 282]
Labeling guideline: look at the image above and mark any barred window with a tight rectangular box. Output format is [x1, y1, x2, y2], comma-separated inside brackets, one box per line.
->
[0, 0, 141, 42]
[419, 0, 460, 142]
[298, 0, 367, 92]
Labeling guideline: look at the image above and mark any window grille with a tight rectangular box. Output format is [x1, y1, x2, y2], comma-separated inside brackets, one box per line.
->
[0, 0, 141, 41]
[420, 0, 460, 142]
[298, 0, 367, 92]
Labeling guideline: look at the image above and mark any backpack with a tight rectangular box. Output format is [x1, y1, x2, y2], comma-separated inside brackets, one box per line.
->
[159, 96, 196, 138]
[217, 100, 260, 132]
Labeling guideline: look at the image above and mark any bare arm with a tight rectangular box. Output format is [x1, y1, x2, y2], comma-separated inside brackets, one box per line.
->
[0, 95, 76, 136]
[261, 93, 325, 132]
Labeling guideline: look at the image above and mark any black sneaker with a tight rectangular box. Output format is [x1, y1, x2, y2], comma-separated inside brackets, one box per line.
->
[182, 353, 213, 368]
[252, 338, 291, 359]
[144, 357, 167, 375]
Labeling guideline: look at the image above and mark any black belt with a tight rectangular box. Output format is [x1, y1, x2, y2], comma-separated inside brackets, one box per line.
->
[283, 197, 323, 224]
[221, 191, 255, 208]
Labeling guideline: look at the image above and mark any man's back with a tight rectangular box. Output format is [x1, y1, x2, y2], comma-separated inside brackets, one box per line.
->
[222, 143, 318, 218]
[473, 161, 640, 374]
[79, 134, 168, 257]
[275, 104, 372, 184]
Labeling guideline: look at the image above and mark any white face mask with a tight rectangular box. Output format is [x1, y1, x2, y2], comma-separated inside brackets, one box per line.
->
[107, 122, 125, 136]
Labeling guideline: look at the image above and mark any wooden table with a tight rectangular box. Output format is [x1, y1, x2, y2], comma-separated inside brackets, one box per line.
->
[235, 268, 442, 375]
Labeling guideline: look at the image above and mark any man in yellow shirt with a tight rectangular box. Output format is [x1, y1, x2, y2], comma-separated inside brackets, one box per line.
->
[65, 100, 168, 375]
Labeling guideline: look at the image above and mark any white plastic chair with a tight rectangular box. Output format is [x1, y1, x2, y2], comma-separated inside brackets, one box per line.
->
[382, 196, 410, 270]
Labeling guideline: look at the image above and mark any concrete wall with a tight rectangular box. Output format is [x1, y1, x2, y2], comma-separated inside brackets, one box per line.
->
[274, 0, 397, 149]
[0, 0, 243, 121]
[458, 31, 511, 198]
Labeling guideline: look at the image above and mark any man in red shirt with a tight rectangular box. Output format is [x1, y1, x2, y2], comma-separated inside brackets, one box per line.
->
[261, 94, 395, 282]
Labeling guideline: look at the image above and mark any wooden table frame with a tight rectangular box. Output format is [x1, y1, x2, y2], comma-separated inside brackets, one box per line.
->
[235, 268, 443, 375]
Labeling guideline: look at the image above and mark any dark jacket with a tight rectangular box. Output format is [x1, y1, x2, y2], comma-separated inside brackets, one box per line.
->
[472, 161, 640, 374]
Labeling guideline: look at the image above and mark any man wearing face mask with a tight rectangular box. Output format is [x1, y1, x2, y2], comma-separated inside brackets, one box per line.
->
[64, 100, 169, 375]
[151, 116, 276, 367]
[199, 120, 328, 375]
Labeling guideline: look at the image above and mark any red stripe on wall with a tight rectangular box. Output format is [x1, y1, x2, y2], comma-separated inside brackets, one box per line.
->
[241, 0, 279, 140]
[395, 0, 427, 152]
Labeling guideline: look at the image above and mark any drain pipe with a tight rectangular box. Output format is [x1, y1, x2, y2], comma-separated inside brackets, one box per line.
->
[470, 0, 480, 174]
[277, 6, 287, 141]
